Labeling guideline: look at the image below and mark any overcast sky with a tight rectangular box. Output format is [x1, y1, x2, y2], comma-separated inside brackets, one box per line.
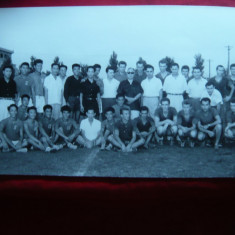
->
[0, 5, 234, 78]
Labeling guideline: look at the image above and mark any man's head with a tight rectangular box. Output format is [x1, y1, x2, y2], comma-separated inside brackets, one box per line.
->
[51, 63, 59, 76]
[59, 65, 67, 78]
[21, 94, 30, 107]
[72, 64, 80, 76]
[2, 66, 13, 79]
[230, 98, 235, 112]
[7, 104, 18, 118]
[230, 64, 235, 76]
[87, 66, 95, 78]
[20, 62, 30, 76]
[136, 61, 145, 74]
[116, 93, 125, 106]
[171, 63, 180, 76]
[182, 99, 192, 113]
[106, 66, 115, 79]
[181, 65, 190, 78]
[118, 61, 127, 73]
[127, 67, 135, 80]
[216, 65, 225, 76]
[61, 105, 71, 120]
[120, 107, 130, 121]
[94, 64, 101, 76]
[205, 81, 215, 96]
[200, 97, 211, 112]
[86, 107, 96, 120]
[34, 59, 43, 73]
[160, 97, 170, 111]
[158, 59, 167, 73]
[27, 106, 37, 119]
[192, 67, 202, 79]
[105, 107, 115, 121]
[140, 106, 149, 119]
[43, 104, 53, 119]
[145, 64, 154, 79]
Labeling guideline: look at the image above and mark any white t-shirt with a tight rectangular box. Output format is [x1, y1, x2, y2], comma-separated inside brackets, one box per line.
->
[141, 77, 162, 97]
[80, 118, 101, 140]
[188, 78, 207, 98]
[44, 74, 63, 104]
[163, 74, 188, 94]
[201, 89, 223, 106]
[102, 77, 120, 98]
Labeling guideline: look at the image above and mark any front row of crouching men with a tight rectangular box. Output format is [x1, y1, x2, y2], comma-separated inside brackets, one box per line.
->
[0, 97, 235, 153]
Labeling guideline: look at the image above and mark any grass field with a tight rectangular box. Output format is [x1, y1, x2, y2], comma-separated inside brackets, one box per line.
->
[0, 143, 234, 178]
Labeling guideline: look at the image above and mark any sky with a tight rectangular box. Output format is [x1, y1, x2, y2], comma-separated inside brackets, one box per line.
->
[0, 5, 235, 78]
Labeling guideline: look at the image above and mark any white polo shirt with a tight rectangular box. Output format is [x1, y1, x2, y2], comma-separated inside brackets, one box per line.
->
[102, 77, 120, 98]
[201, 89, 223, 106]
[44, 74, 63, 104]
[163, 74, 188, 94]
[141, 77, 162, 97]
[188, 77, 207, 98]
[80, 118, 101, 140]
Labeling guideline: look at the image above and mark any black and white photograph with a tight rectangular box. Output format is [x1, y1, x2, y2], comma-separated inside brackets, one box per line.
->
[0, 5, 235, 177]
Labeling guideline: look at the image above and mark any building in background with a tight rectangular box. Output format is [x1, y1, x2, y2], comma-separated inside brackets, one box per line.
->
[0, 47, 14, 67]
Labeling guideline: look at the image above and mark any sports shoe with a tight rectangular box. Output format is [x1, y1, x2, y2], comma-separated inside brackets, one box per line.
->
[45, 147, 52, 152]
[67, 143, 77, 150]
[16, 148, 28, 153]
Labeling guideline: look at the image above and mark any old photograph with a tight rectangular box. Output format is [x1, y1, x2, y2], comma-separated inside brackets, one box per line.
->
[0, 5, 234, 177]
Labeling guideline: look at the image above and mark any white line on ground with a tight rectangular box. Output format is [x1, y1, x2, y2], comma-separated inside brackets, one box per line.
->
[73, 148, 100, 176]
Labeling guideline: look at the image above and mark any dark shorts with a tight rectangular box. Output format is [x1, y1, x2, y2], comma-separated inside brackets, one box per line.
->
[68, 96, 80, 112]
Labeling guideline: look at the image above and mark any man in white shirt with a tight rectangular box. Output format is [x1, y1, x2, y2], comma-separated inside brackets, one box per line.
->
[77, 107, 102, 148]
[141, 64, 162, 118]
[201, 81, 223, 112]
[188, 67, 207, 111]
[163, 63, 188, 112]
[44, 63, 63, 120]
[102, 66, 120, 118]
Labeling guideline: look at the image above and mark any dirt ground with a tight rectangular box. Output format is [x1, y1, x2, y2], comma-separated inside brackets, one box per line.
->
[0, 143, 234, 178]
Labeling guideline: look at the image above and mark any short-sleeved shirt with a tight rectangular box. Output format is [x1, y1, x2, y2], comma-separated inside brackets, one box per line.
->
[154, 107, 177, 121]
[134, 71, 147, 84]
[133, 117, 154, 132]
[64, 75, 82, 102]
[141, 77, 162, 97]
[155, 72, 170, 84]
[177, 110, 196, 128]
[115, 119, 135, 141]
[24, 119, 39, 138]
[80, 79, 100, 100]
[44, 74, 63, 104]
[101, 119, 115, 134]
[117, 80, 143, 110]
[226, 110, 235, 123]
[14, 74, 33, 97]
[28, 71, 46, 96]
[80, 118, 101, 141]
[114, 71, 128, 82]
[112, 104, 130, 120]
[56, 118, 76, 137]
[0, 117, 23, 141]
[188, 78, 207, 98]
[102, 78, 120, 98]
[39, 116, 55, 136]
[201, 89, 223, 107]
[195, 108, 219, 125]
[0, 78, 17, 98]
[209, 76, 232, 98]
[17, 105, 28, 121]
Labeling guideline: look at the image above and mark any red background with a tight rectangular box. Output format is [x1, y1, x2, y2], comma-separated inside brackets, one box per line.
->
[0, 1, 235, 234]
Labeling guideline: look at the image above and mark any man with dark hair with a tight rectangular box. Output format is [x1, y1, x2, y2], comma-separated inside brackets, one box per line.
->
[117, 67, 143, 119]
[44, 63, 63, 120]
[163, 63, 188, 112]
[14, 62, 33, 106]
[225, 98, 235, 140]
[17, 94, 30, 121]
[0, 104, 28, 152]
[80, 66, 102, 118]
[133, 106, 155, 149]
[109, 107, 144, 152]
[154, 97, 178, 145]
[114, 61, 128, 82]
[0, 65, 17, 121]
[181, 65, 190, 81]
[134, 60, 147, 83]
[59, 65, 68, 106]
[201, 81, 223, 111]
[112, 93, 130, 120]
[177, 100, 197, 147]
[155, 59, 170, 84]
[196, 97, 222, 149]
[29, 59, 46, 115]
[77, 107, 102, 148]
[93, 64, 104, 96]
[102, 66, 119, 118]
[55, 105, 79, 149]
[64, 64, 82, 122]
[141, 64, 162, 118]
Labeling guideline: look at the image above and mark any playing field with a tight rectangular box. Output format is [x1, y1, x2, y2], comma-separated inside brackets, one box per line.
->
[0, 144, 234, 178]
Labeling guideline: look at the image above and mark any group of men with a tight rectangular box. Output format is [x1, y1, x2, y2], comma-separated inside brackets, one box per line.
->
[0, 58, 235, 153]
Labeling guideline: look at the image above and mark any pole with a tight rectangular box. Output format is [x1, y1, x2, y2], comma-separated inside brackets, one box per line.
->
[225, 45, 232, 75]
